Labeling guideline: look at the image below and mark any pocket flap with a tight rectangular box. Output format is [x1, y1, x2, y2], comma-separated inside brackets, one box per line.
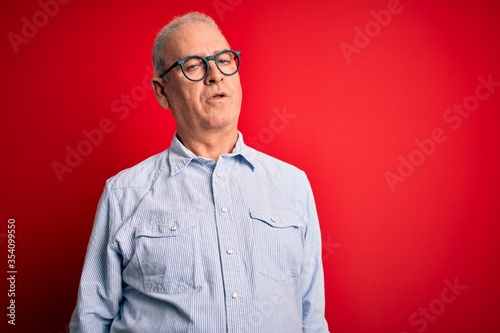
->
[249, 209, 304, 228]
[135, 216, 198, 238]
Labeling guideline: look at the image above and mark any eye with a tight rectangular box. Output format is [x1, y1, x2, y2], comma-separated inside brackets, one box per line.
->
[186, 64, 199, 71]
[217, 55, 233, 66]
[184, 57, 205, 71]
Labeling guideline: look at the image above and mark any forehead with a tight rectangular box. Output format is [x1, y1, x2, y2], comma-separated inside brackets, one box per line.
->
[167, 21, 230, 59]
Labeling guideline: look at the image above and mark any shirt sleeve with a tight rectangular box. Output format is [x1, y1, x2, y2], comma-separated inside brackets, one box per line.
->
[301, 177, 330, 333]
[70, 187, 123, 333]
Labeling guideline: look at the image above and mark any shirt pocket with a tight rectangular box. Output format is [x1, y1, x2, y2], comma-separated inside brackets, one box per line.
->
[134, 215, 201, 294]
[249, 208, 305, 282]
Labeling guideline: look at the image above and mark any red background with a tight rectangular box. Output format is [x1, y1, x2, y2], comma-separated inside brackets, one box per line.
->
[2, 0, 500, 332]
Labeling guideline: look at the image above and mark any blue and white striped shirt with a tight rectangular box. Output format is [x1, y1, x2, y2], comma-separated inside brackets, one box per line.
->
[70, 133, 329, 333]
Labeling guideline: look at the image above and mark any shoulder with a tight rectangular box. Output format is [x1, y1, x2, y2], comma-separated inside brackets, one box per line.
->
[248, 147, 307, 180]
[105, 149, 169, 190]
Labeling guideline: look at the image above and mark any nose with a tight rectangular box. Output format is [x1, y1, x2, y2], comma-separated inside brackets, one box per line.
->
[204, 61, 224, 85]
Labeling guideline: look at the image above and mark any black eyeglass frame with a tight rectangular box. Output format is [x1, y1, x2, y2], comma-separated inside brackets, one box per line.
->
[159, 50, 242, 82]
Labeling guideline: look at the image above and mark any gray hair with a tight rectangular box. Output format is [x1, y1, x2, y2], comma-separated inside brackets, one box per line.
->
[152, 12, 219, 77]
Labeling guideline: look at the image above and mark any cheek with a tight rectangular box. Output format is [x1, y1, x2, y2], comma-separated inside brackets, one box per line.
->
[171, 85, 202, 108]
[229, 76, 243, 101]
[234, 85, 243, 106]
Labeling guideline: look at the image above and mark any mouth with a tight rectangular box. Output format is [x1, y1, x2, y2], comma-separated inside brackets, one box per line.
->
[208, 92, 228, 100]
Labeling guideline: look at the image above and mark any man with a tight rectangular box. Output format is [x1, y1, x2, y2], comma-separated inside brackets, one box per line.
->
[70, 12, 329, 333]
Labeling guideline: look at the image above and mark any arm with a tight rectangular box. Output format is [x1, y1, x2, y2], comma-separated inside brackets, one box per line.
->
[70, 187, 123, 333]
[301, 177, 330, 333]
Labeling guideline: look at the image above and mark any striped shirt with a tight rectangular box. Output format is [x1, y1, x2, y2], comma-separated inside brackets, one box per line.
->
[70, 133, 329, 333]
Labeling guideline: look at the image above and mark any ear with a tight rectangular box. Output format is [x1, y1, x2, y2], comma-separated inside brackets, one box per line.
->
[151, 77, 170, 109]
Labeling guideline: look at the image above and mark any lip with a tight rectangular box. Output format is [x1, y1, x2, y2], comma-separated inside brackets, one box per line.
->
[207, 91, 228, 100]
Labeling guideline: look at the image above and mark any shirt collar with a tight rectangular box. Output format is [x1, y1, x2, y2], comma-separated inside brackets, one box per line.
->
[168, 131, 256, 176]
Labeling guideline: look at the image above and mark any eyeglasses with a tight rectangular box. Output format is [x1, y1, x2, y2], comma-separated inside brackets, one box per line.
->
[160, 50, 241, 82]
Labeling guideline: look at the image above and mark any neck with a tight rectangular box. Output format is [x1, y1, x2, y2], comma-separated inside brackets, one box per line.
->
[176, 128, 238, 162]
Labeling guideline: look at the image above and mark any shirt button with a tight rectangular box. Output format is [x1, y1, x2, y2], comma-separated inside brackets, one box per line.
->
[170, 225, 177, 231]
[270, 217, 277, 222]
[231, 292, 238, 299]
[216, 172, 222, 178]
[226, 248, 234, 255]
[221, 207, 228, 213]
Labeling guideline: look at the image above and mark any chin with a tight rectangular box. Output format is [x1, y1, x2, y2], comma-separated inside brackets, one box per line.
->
[206, 114, 239, 130]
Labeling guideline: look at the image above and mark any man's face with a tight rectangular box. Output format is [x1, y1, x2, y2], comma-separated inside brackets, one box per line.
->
[155, 21, 242, 136]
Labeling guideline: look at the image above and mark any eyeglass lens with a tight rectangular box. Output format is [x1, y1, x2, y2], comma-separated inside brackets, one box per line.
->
[182, 51, 239, 81]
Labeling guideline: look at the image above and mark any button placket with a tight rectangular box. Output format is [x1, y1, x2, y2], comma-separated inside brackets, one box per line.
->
[212, 160, 242, 312]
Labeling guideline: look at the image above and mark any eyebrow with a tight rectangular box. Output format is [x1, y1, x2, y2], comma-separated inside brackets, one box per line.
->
[183, 49, 229, 58]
